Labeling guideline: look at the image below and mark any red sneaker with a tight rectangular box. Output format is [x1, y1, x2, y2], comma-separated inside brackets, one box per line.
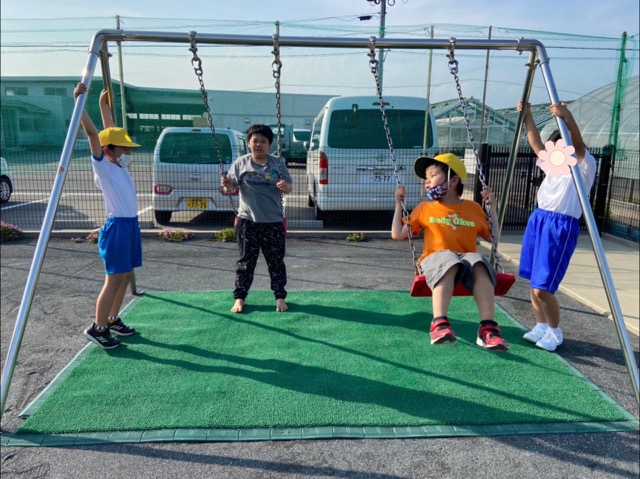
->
[476, 320, 509, 351]
[430, 317, 457, 345]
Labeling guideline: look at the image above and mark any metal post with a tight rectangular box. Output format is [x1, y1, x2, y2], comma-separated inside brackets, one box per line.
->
[497, 51, 538, 235]
[479, 26, 492, 144]
[0, 35, 105, 419]
[537, 46, 639, 406]
[115, 16, 128, 130]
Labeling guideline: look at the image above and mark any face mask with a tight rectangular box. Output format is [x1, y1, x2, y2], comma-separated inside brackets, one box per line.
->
[424, 166, 452, 201]
[424, 180, 450, 201]
[117, 154, 132, 169]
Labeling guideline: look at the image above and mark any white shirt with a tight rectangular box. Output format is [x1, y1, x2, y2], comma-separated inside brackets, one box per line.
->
[92, 153, 138, 218]
[536, 149, 597, 219]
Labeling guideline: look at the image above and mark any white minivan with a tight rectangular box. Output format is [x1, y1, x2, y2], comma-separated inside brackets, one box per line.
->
[152, 127, 248, 224]
[306, 96, 438, 224]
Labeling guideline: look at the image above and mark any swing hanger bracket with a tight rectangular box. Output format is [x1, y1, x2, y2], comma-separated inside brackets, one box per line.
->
[188, 31, 203, 76]
[368, 37, 379, 74]
[271, 34, 282, 79]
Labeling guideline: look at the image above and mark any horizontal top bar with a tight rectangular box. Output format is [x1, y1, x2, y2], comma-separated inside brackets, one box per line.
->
[89, 29, 548, 61]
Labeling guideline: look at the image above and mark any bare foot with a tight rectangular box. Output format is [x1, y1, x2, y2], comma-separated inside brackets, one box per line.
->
[231, 299, 244, 313]
[276, 298, 288, 312]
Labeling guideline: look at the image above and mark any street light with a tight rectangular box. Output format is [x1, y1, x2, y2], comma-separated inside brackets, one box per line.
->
[367, 0, 395, 93]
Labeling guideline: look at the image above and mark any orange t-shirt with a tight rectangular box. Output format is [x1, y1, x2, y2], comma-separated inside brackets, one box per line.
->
[405, 200, 491, 264]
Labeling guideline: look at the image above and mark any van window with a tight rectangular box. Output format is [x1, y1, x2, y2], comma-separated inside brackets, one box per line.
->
[159, 133, 234, 165]
[327, 109, 432, 149]
[293, 130, 310, 142]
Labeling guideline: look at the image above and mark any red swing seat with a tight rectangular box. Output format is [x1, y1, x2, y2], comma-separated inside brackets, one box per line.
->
[410, 272, 516, 297]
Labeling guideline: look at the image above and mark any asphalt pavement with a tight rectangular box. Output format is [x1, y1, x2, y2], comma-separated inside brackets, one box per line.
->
[1, 233, 638, 479]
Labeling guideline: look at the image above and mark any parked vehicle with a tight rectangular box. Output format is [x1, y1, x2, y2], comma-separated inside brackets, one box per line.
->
[267, 123, 293, 164]
[0, 157, 14, 204]
[306, 96, 438, 225]
[290, 129, 311, 164]
[152, 127, 248, 224]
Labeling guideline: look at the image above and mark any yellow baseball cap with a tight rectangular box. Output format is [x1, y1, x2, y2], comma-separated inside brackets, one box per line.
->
[98, 127, 141, 148]
[414, 153, 467, 183]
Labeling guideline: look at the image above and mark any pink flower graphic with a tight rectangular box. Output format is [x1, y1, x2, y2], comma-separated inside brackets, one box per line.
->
[537, 139, 577, 177]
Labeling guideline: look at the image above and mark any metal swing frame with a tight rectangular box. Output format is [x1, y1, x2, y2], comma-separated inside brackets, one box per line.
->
[367, 37, 516, 298]
[1, 29, 637, 418]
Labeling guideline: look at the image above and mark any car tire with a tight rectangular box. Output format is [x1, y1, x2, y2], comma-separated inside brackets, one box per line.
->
[154, 210, 172, 225]
[314, 202, 324, 221]
[0, 177, 12, 203]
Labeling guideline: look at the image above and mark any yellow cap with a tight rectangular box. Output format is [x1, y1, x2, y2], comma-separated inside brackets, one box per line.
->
[98, 127, 141, 148]
[414, 153, 467, 183]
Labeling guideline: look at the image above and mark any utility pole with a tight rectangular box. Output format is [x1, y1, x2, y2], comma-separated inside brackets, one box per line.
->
[367, 0, 395, 93]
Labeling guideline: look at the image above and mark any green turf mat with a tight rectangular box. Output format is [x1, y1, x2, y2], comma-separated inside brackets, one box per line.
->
[10, 290, 637, 444]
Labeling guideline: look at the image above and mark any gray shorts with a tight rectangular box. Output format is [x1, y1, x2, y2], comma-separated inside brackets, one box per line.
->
[420, 250, 496, 292]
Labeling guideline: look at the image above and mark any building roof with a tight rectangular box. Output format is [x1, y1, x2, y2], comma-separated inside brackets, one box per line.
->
[0, 97, 52, 114]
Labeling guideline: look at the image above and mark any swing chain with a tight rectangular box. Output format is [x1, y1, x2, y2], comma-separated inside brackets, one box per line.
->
[272, 33, 284, 163]
[272, 30, 286, 221]
[368, 37, 397, 181]
[189, 31, 237, 210]
[446, 39, 501, 270]
[369, 37, 421, 275]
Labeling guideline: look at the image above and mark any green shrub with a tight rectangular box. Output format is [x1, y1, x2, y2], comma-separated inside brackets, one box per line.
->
[346, 232, 366, 242]
[0, 221, 23, 242]
[158, 229, 194, 242]
[214, 228, 237, 242]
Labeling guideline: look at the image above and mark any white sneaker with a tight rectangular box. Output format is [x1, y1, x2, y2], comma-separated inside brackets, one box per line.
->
[523, 323, 548, 343]
[535, 328, 563, 351]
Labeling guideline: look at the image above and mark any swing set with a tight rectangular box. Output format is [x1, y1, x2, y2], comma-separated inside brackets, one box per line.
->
[1, 29, 637, 418]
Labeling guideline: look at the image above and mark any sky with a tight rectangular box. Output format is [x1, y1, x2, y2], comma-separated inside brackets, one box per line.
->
[2, 0, 639, 109]
[2, 0, 639, 37]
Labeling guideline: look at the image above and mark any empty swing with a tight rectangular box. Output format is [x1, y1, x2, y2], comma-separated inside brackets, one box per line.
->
[367, 37, 515, 297]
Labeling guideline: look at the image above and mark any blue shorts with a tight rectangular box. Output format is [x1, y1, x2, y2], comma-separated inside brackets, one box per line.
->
[98, 216, 142, 275]
[519, 209, 579, 293]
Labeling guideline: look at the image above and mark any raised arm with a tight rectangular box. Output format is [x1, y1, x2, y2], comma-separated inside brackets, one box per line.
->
[550, 102, 587, 163]
[518, 101, 544, 155]
[74, 83, 102, 159]
[99, 89, 116, 129]
[391, 185, 409, 240]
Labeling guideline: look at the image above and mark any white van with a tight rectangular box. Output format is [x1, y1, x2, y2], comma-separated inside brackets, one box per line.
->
[152, 127, 248, 224]
[306, 96, 438, 224]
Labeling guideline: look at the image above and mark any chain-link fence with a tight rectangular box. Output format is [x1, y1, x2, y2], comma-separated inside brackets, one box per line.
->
[1, 18, 638, 241]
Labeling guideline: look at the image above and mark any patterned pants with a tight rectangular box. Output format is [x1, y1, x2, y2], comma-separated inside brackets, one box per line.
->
[234, 217, 287, 300]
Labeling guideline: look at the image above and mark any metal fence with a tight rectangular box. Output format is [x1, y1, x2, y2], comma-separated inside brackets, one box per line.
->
[1, 145, 638, 242]
[475, 146, 639, 242]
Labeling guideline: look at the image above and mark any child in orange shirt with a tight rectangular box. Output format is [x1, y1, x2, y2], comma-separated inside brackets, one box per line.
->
[391, 153, 508, 351]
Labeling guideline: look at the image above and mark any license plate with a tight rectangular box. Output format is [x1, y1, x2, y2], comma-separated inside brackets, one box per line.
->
[371, 174, 392, 182]
[186, 198, 207, 209]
